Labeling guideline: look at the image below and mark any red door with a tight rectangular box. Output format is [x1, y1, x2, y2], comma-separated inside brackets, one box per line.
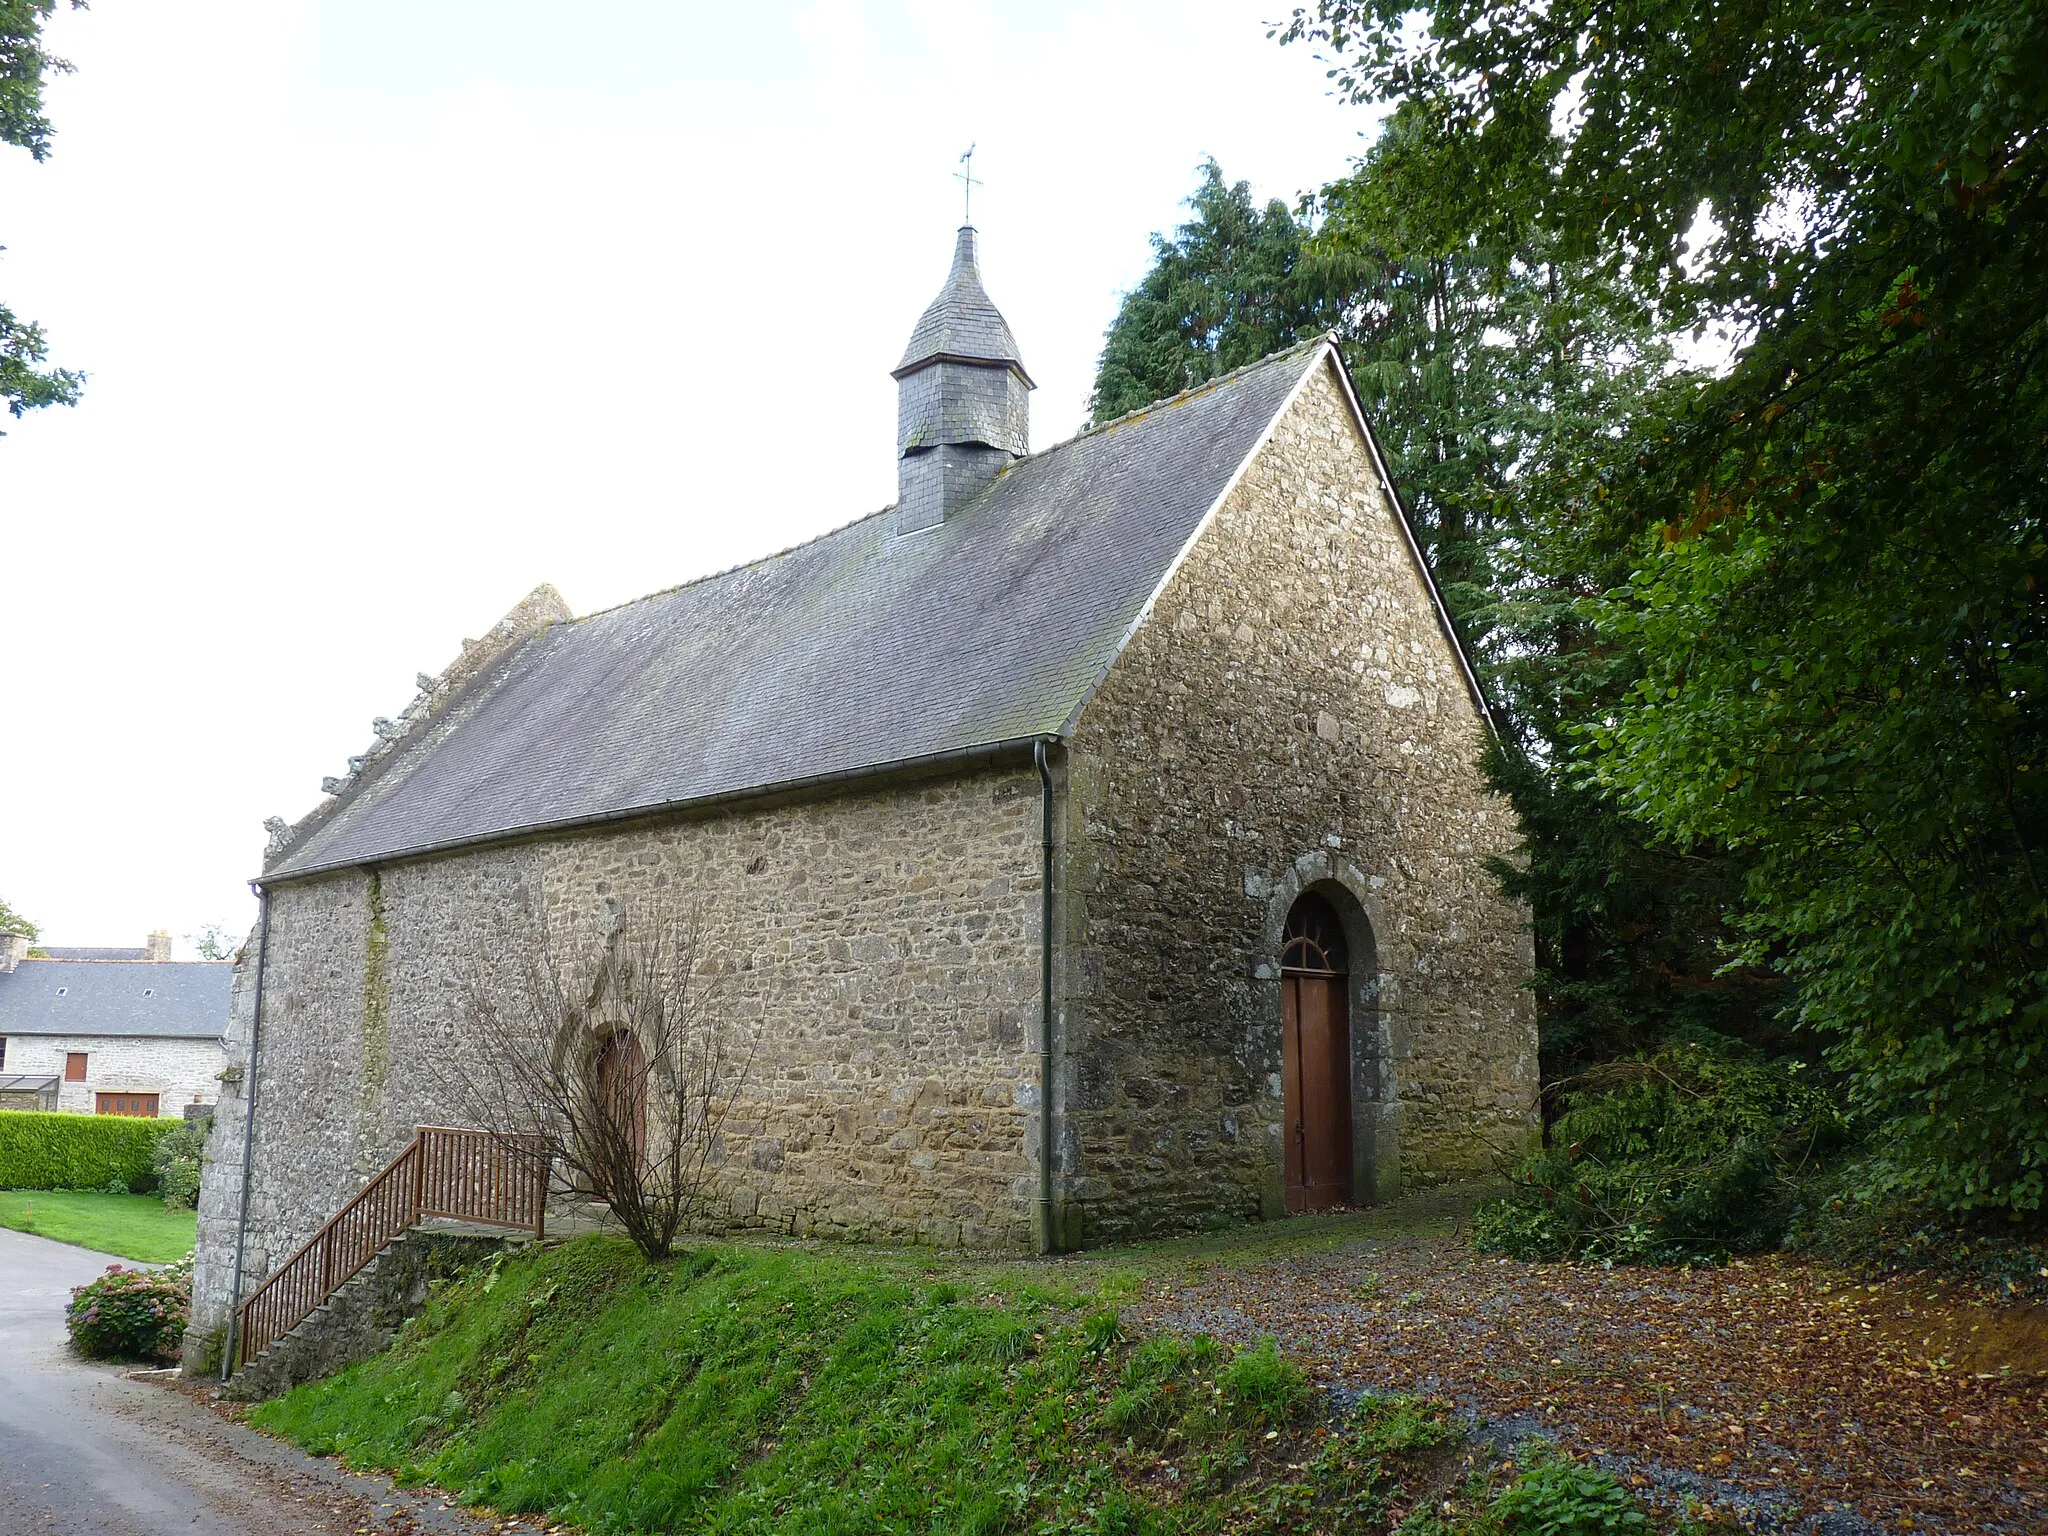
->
[1282, 973, 1353, 1213]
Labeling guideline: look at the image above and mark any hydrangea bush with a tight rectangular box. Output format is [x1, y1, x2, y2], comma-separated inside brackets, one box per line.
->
[67, 1253, 191, 1361]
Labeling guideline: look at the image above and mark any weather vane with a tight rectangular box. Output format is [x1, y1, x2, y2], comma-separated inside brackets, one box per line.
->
[956, 144, 982, 224]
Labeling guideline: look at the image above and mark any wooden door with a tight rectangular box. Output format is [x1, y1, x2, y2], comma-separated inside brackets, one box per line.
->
[96, 1092, 159, 1117]
[591, 1031, 647, 1198]
[1282, 973, 1353, 1213]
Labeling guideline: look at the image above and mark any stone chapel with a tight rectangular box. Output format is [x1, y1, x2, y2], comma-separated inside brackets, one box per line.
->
[188, 224, 1536, 1356]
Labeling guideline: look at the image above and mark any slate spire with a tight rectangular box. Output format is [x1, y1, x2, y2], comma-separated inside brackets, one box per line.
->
[892, 226, 1034, 534]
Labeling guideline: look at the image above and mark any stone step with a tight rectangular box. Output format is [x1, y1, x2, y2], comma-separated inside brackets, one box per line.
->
[225, 1225, 518, 1402]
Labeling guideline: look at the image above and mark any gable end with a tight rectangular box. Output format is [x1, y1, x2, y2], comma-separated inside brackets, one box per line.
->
[1057, 342, 1494, 739]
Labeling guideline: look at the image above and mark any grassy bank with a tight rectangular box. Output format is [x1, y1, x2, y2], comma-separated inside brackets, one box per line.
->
[250, 1234, 1676, 1535]
[0, 1189, 195, 1263]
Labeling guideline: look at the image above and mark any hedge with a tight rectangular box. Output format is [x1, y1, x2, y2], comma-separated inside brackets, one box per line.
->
[0, 1111, 182, 1192]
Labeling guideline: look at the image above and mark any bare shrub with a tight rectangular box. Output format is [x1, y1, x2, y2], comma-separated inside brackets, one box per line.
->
[434, 886, 752, 1261]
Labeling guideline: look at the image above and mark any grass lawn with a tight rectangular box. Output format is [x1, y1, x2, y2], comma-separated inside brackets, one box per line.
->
[0, 1189, 195, 1263]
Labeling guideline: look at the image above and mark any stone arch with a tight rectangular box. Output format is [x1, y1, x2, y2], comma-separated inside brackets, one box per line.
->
[1256, 851, 1402, 1209]
[542, 920, 665, 1202]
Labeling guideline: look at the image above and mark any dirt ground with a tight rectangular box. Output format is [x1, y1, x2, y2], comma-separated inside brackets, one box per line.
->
[1105, 1192, 2047, 1535]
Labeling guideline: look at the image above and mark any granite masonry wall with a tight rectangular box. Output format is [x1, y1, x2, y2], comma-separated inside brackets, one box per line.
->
[187, 770, 1044, 1365]
[1057, 358, 1538, 1243]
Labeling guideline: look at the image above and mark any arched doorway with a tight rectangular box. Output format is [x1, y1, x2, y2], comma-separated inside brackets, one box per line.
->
[1281, 893, 1353, 1213]
[588, 1029, 647, 1199]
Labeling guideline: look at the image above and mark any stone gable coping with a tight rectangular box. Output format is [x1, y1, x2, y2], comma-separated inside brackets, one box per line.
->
[261, 584, 572, 869]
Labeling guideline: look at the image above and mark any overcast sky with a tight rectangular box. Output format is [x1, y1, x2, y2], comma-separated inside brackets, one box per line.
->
[0, 1, 1380, 953]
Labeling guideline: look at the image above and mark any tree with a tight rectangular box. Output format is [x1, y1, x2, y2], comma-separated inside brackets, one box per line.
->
[436, 888, 753, 1261]
[185, 922, 240, 961]
[0, 893, 37, 938]
[1089, 160, 1332, 423]
[1317, 138, 1795, 1080]
[1283, 0, 2048, 1218]
[0, 0, 84, 425]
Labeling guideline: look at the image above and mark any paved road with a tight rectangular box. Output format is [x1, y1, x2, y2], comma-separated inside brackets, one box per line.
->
[0, 1226, 544, 1535]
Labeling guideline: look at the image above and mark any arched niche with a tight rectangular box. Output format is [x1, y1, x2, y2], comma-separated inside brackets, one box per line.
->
[1256, 852, 1401, 1211]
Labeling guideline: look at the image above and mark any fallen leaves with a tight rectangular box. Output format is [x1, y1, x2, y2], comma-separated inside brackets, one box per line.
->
[1129, 1235, 2046, 1533]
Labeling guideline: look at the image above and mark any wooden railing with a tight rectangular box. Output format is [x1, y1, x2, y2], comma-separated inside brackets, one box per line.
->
[234, 1126, 548, 1370]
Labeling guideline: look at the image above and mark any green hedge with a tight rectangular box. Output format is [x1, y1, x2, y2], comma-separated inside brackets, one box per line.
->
[0, 1111, 182, 1192]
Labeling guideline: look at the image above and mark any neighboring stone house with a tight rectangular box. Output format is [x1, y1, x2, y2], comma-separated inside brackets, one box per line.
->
[188, 224, 1535, 1358]
[0, 932, 229, 1116]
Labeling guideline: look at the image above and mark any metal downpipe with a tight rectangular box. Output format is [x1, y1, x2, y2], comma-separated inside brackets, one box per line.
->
[221, 883, 271, 1382]
[1033, 738, 1057, 1254]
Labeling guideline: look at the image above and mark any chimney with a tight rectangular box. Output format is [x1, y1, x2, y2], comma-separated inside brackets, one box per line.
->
[892, 226, 1034, 534]
[0, 933, 27, 973]
[145, 929, 172, 962]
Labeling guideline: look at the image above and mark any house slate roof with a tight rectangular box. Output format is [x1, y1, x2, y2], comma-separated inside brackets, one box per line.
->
[38, 946, 148, 961]
[895, 226, 1032, 384]
[265, 339, 1334, 882]
[0, 959, 233, 1039]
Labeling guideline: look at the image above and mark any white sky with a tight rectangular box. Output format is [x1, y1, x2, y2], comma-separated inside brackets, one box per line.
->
[0, 1, 1379, 953]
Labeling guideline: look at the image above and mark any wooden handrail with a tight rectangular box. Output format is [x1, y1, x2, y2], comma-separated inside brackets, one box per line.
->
[234, 1126, 547, 1370]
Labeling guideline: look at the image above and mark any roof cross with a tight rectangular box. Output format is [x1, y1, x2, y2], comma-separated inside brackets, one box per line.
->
[955, 144, 981, 225]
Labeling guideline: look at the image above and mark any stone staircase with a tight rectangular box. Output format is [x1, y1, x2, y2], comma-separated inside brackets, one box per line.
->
[225, 1222, 525, 1402]
[229, 1126, 551, 1385]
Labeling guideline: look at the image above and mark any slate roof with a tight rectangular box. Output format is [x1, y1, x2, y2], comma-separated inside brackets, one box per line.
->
[895, 227, 1032, 383]
[0, 960, 233, 1039]
[38, 946, 148, 961]
[266, 340, 1334, 882]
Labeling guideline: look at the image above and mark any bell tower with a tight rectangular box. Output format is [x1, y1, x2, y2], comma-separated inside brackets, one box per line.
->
[892, 225, 1034, 534]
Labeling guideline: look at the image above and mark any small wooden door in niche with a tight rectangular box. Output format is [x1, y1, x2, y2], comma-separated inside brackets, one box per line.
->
[1281, 894, 1353, 1213]
[590, 1029, 648, 1199]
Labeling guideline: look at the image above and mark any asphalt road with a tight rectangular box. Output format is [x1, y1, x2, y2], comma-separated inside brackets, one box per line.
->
[0, 1225, 546, 1535]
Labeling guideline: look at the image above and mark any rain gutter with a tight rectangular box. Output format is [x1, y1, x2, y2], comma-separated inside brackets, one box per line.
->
[1033, 736, 1057, 1254]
